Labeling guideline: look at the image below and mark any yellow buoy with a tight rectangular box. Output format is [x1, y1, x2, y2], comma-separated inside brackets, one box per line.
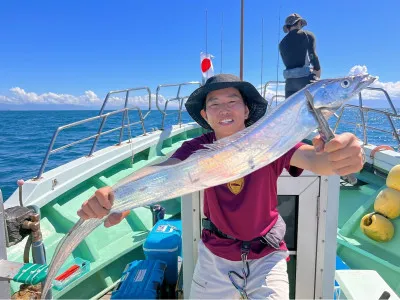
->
[360, 213, 394, 242]
[386, 164, 400, 191]
[374, 187, 400, 219]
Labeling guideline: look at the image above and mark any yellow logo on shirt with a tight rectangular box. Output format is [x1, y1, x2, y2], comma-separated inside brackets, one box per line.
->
[227, 178, 245, 195]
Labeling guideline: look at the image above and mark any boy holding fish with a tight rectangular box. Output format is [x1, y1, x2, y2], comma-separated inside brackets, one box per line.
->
[78, 74, 366, 299]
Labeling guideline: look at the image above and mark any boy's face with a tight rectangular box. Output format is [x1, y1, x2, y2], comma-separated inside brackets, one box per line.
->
[200, 87, 249, 139]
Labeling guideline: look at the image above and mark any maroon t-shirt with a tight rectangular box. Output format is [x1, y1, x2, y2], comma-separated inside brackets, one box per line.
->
[171, 132, 304, 261]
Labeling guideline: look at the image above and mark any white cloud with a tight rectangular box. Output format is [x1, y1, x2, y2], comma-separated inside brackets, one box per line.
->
[0, 88, 183, 109]
[3, 87, 102, 106]
[348, 65, 369, 76]
[367, 80, 400, 100]
[1, 67, 398, 110]
[260, 65, 400, 104]
[107, 93, 181, 110]
[347, 65, 400, 101]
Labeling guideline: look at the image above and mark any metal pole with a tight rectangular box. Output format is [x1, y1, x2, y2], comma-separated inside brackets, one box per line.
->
[261, 17, 264, 95]
[240, 0, 244, 80]
[358, 93, 368, 145]
[0, 190, 11, 299]
[276, 5, 282, 99]
[88, 115, 108, 156]
[119, 91, 130, 145]
[220, 13, 223, 74]
[36, 129, 60, 179]
[205, 10, 208, 56]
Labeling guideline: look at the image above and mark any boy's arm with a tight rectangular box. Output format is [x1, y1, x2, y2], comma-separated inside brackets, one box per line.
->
[77, 158, 181, 227]
[290, 133, 364, 176]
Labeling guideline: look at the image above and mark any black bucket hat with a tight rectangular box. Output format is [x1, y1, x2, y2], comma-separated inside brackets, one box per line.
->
[185, 74, 268, 130]
[283, 13, 307, 33]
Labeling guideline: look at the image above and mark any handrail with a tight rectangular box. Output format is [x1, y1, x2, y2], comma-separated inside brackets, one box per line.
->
[333, 87, 400, 149]
[35, 82, 201, 179]
[262, 81, 286, 111]
[155, 82, 201, 130]
[362, 87, 398, 115]
[98, 87, 152, 115]
[36, 107, 145, 179]
[269, 95, 286, 109]
[262, 81, 285, 99]
[97, 87, 152, 145]
[261, 82, 399, 150]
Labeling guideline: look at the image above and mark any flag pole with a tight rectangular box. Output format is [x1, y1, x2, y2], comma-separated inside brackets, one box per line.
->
[203, 10, 208, 85]
[205, 9, 208, 56]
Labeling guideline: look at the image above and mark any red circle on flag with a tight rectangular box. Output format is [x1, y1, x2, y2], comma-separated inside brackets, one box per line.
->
[201, 58, 211, 73]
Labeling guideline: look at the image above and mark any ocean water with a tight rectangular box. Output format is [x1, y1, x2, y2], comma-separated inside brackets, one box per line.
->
[1, 109, 399, 200]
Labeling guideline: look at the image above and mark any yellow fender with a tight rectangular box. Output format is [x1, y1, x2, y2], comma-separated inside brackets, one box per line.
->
[360, 213, 394, 242]
[387, 164, 400, 191]
[374, 187, 400, 219]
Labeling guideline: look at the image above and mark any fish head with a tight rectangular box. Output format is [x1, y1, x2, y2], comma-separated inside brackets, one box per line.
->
[309, 74, 376, 115]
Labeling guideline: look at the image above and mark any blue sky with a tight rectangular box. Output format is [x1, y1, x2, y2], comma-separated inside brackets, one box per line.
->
[1, 0, 399, 109]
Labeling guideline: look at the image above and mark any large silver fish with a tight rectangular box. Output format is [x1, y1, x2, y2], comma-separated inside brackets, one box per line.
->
[41, 74, 375, 298]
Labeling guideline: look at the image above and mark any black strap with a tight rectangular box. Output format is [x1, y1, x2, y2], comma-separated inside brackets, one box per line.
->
[202, 217, 285, 250]
[202, 218, 241, 241]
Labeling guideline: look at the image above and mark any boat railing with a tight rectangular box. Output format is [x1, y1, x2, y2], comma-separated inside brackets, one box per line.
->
[36, 106, 147, 180]
[97, 87, 154, 147]
[262, 81, 286, 110]
[35, 82, 200, 179]
[269, 95, 286, 108]
[155, 82, 201, 130]
[262, 81, 400, 149]
[333, 87, 400, 148]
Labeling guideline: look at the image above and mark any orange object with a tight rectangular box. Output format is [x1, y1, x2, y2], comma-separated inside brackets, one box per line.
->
[370, 145, 395, 159]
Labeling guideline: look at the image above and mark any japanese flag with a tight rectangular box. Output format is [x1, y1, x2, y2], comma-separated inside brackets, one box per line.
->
[200, 52, 214, 82]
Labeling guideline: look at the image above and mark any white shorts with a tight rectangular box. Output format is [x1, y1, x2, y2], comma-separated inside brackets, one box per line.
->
[189, 241, 289, 300]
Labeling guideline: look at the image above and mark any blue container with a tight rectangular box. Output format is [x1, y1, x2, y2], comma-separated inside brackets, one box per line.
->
[111, 260, 166, 299]
[143, 219, 182, 284]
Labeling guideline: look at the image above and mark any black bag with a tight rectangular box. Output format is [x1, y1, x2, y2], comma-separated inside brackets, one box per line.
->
[5, 206, 35, 246]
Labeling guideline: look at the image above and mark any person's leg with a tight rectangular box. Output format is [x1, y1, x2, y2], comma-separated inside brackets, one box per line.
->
[246, 251, 289, 300]
[189, 241, 242, 299]
[284, 79, 297, 99]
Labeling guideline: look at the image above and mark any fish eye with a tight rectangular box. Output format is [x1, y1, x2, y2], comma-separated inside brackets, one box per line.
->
[341, 80, 351, 88]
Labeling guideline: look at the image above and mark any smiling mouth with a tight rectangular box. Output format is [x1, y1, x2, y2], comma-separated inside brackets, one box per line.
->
[219, 119, 234, 125]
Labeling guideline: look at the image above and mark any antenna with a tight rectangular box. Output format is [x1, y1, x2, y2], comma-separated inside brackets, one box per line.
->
[220, 13, 223, 74]
[240, 0, 244, 80]
[205, 10, 208, 55]
[261, 17, 264, 96]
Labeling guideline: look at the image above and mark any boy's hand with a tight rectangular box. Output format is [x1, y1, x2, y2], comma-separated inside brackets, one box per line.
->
[77, 186, 130, 227]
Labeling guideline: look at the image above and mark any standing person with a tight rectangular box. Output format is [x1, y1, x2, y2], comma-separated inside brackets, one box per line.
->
[78, 74, 364, 299]
[279, 13, 321, 98]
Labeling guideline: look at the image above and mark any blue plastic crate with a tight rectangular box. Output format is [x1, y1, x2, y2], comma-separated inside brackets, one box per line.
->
[111, 260, 166, 299]
[143, 219, 182, 284]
